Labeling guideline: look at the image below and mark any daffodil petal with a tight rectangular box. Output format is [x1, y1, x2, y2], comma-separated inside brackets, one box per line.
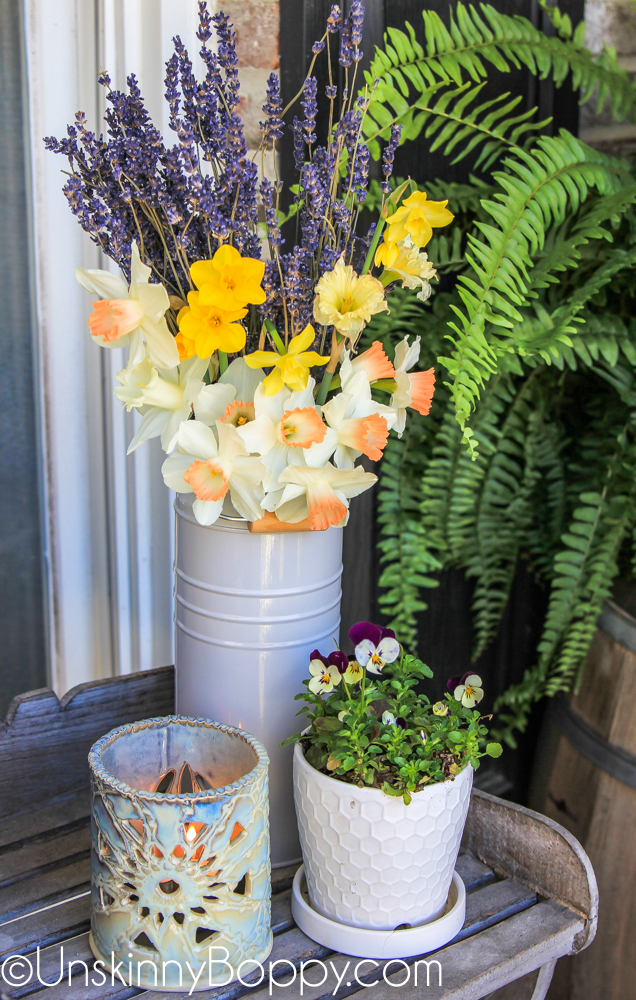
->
[288, 324, 315, 355]
[262, 367, 286, 396]
[192, 497, 224, 526]
[245, 351, 281, 368]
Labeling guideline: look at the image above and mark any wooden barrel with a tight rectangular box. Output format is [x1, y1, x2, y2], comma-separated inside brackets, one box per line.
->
[530, 583, 636, 1000]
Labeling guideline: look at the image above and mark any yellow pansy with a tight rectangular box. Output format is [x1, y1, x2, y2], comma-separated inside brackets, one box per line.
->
[191, 245, 266, 311]
[177, 292, 247, 358]
[313, 258, 388, 343]
[244, 324, 329, 396]
[384, 191, 454, 249]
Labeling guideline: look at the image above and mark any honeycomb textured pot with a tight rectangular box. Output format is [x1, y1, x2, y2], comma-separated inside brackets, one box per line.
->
[89, 717, 272, 992]
[293, 743, 473, 930]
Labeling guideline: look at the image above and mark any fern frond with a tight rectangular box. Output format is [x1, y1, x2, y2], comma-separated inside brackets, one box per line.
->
[376, 419, 443, 645]
[495, 426, 636, 739]
[467, 374, 541, 659]
[439, 133, 627, 446]
[365, 3, 636, 166]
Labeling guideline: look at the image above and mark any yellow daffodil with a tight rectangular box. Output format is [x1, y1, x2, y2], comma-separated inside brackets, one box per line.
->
[175, 330, 196, 360]
[313, 258, 388, 343]
[191, 245, 266, 311]
[244, 324, 329, 395]
[376, 235, 437, 301]
[177, 292, 247, 358]
[384, 191, 454, 249]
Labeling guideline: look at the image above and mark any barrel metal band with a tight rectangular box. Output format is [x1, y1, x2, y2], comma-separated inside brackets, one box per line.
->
[551, 694, 636, 791]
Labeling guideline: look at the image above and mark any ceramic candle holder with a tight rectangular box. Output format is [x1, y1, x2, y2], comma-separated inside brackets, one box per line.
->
[88, 716, 271, 993]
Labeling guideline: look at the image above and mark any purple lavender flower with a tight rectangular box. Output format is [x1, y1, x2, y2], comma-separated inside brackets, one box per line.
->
[260, 73, 284, 143]
[327, 5, 342, 31]
[381, 123, 402, 193]
[301, 76, 318, 148]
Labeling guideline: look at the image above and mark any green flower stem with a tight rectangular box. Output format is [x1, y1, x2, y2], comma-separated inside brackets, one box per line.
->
[372, 378, 398, 393]
[361, 216, 386, 275]
[316, 369, 335, 406]
[219, 351, 228, 374]
[264, 319, 287, 354]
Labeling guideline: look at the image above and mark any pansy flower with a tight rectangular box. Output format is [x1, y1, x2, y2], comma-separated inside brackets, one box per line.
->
[308, 655, 342, 694]
[432, 701, 449, 716]
[453, 674, 484, 709]
[342, 659, 364, 685]
[310, 649, 349, 674]
[382, 711, 406, 728]
[447, 671, 474, 694]
[349, 621, 400, 674]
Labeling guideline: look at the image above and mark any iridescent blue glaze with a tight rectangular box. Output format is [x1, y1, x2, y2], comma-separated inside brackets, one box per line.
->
[88, 716, 271, 992]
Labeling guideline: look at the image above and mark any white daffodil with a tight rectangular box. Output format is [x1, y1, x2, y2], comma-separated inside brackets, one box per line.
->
[236, 378, 327, 491]
[390, 336, 435, 436]
[115, 356, 236, 454]
[161, 420, 265, 526]
[76, 242, 179, 371]
[453, 674, 484, 709]
[305, 387, 390, 470]
[219, 357, 265, 403]
[308, 659, 341, 695]
[263, 462, 377, 531]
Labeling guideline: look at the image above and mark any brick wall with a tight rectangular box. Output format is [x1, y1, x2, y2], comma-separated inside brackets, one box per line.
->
[223, 0, 280, 150]
[579, 0, 636, 155]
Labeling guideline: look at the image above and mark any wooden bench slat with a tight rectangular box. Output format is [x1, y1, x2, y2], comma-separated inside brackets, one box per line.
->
[0, 861, 90, 924]
[3, 858, 506, 1000]
[0, 797, 91, 852]
[455, 853, 495, 893]
[457, 878, 536, 942]
[0, 893, 90, 964]
[0, 667, 174, 836]
[258, 901, 582, 1000]
[0, 822, 91, 887]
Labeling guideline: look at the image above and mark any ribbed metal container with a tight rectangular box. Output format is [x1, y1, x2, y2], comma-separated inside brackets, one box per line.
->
[174, 494, 343, 866]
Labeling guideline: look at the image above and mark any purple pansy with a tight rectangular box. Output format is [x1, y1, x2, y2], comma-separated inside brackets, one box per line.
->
[310, 649, 349, 675]
[349, 622, 400, 675]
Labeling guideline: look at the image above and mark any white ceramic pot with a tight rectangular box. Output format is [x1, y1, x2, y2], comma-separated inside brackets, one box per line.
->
[293, 742, 473, 930]
[174, 494, 343, 867]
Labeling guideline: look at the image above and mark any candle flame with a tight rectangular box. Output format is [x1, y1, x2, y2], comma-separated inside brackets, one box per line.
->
[185, 824, 197, 843]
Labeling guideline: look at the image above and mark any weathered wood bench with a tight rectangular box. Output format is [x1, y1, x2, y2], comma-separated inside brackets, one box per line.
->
[0, 667, 597, 1000]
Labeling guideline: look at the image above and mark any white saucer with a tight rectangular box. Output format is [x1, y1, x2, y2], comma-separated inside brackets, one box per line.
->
[291, 865, 465, 960]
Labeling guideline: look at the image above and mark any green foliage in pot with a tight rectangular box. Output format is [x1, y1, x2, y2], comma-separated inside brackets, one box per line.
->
[355, 0, 636, 744]
[283, 622, 502, 804]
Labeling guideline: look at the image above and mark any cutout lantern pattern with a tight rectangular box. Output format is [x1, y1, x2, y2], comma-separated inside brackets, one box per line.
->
[88, 717, 271, 992]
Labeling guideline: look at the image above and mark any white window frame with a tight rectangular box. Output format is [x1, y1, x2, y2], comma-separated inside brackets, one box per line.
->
[23, 0, 208, 694]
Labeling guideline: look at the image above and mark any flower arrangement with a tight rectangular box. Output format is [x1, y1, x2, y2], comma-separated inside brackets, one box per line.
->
[284, 622, 502, 803]
[46, 1, 452, 530]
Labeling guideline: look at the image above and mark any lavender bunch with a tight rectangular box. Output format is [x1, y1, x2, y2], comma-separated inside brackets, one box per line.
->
[45, 3, 259, 306]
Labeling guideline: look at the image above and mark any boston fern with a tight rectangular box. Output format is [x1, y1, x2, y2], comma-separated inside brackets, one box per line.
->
[358, 1, 636, 743]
